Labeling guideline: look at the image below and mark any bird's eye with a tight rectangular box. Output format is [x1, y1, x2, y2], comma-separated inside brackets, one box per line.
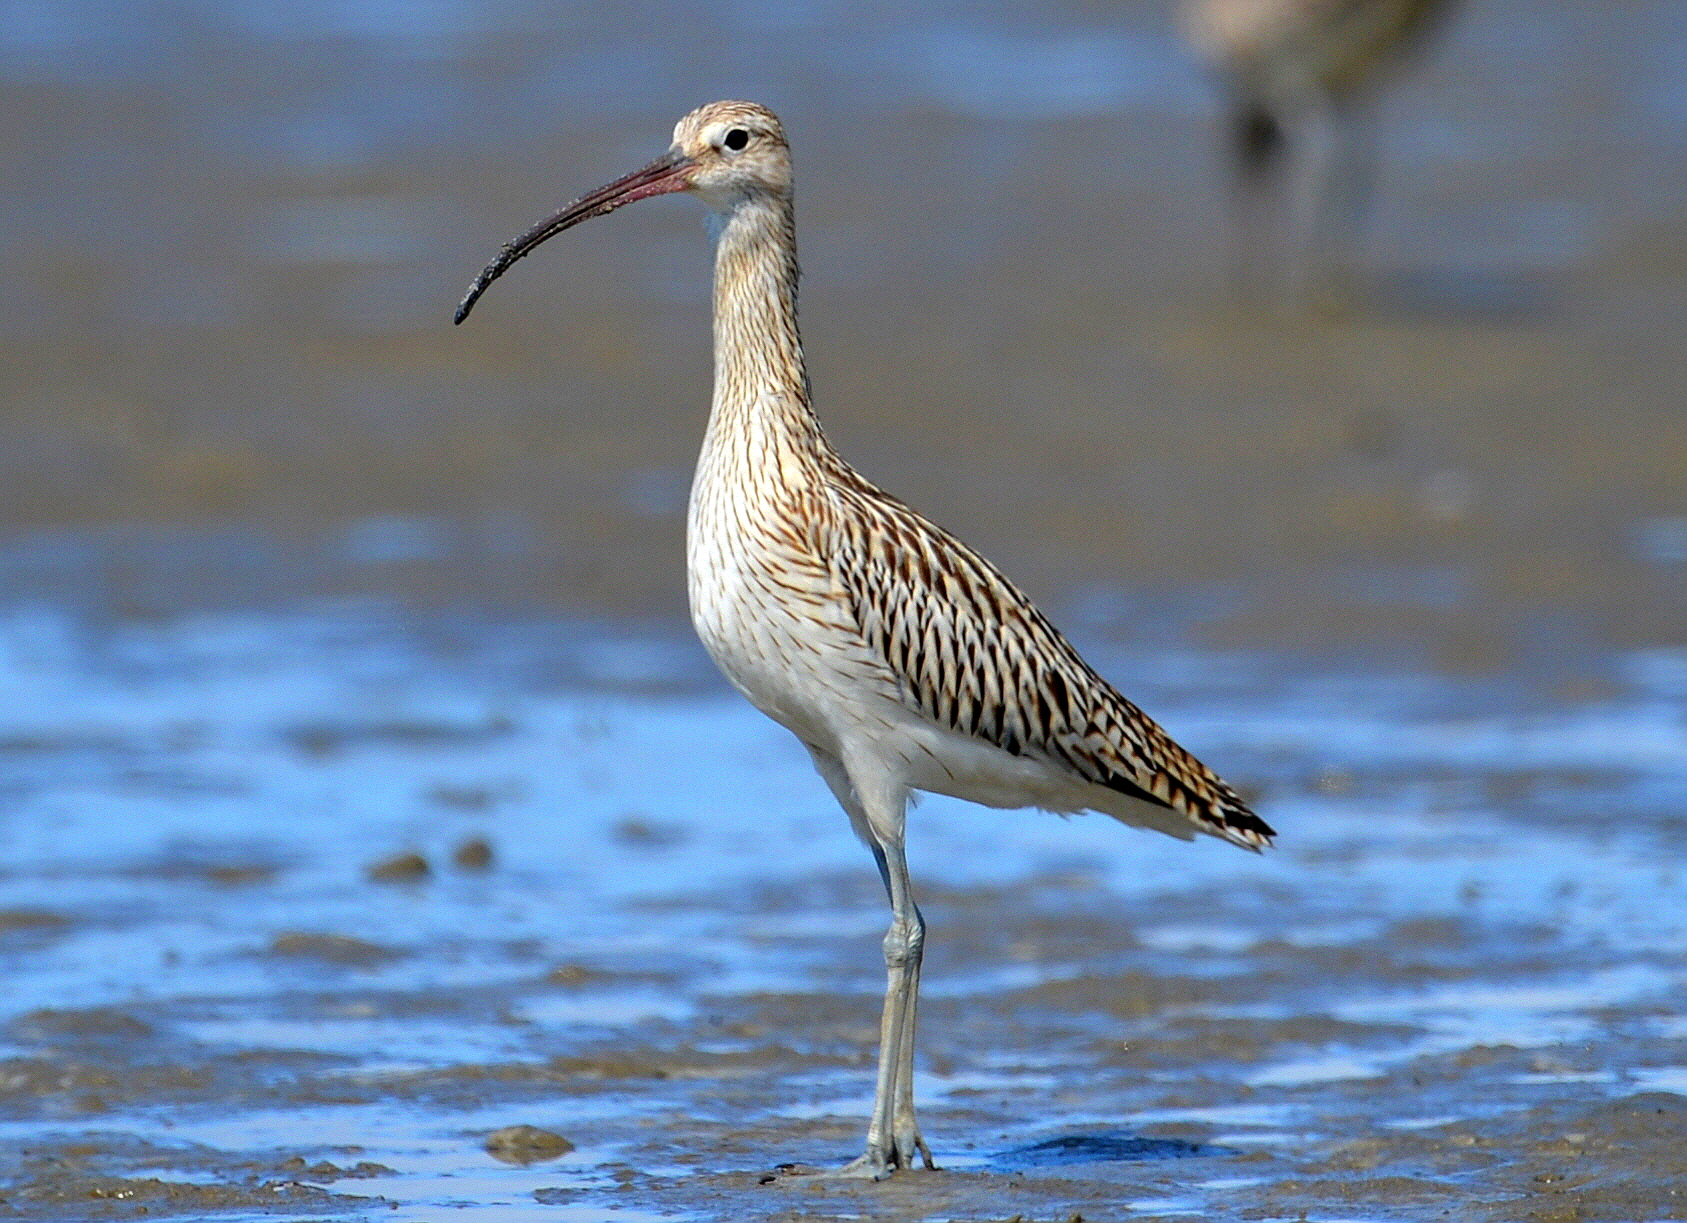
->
[722, 128, 750, 152]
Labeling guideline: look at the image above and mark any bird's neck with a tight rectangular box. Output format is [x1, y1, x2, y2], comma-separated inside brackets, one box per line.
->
[706, 193, 822, 449]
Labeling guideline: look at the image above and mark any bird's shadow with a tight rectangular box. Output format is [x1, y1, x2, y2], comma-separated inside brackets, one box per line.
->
[993, 1128, 1235, 1170]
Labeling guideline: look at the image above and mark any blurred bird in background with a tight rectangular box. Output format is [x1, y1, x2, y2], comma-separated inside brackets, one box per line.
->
[1183, 0, 1455, 305]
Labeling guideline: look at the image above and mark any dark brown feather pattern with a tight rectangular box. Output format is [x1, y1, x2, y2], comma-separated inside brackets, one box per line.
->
[817, 465, 1274, 850]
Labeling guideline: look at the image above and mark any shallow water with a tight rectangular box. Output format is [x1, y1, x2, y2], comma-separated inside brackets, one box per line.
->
[3, 0, 1687, 1219]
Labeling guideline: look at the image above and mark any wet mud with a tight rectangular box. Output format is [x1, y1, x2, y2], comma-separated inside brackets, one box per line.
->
[2, 608, 1684, 1220]
[3, 0, 1686, 1220]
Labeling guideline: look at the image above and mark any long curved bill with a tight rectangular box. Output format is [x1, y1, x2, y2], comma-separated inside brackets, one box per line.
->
[454, 147, 696, 325]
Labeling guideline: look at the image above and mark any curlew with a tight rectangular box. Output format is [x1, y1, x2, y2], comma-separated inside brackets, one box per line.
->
[455, 101, 1272, 1178]
[1182, 0, 1453, 299]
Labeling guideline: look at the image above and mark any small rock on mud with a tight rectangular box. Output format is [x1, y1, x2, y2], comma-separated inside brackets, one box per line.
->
[367, 851, 430, 882]
[452, 837, 494, 869]
[484, 1125, 576, 1165]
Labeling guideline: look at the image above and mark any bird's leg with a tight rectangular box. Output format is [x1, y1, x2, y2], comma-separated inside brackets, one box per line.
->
[877, 840, 931, 1167]
[1229, 97, 1288, 305]
[1319, 98, 1379, 297]
[1294, 91, 1373, 306]
[792, 748, 933, 1178]
[855, 838, 933, 1175]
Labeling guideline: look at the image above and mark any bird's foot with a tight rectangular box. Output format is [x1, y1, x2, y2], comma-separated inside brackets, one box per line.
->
[762, 1134, 935, 1183]
[901, 1129, 936, 1173]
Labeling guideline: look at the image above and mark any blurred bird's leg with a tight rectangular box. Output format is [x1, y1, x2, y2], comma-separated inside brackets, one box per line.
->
[1296, 93, 1379, 307]
[1228, 97, 1290, 305]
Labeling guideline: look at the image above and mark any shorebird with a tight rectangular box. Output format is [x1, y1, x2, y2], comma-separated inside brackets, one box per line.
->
[456, 100, 1272, 1178]
[1182, 0, 1453, 299]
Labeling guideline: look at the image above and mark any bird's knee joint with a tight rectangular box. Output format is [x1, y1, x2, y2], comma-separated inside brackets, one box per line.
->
[882, 916, 925, 967]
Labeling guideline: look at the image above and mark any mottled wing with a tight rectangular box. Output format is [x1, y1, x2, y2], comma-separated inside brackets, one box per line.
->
[823, 478, 1273, 851]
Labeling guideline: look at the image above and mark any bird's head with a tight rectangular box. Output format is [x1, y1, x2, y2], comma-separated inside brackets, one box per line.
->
[454, 100, 790, 324]
[670, 100, 792, 212]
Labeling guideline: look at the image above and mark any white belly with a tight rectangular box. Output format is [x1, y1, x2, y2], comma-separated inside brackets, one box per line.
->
[687, 475, 886, 754]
